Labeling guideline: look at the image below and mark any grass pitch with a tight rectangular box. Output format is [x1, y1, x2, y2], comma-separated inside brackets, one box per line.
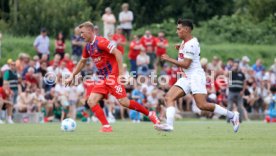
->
[0, 120, 275, 156]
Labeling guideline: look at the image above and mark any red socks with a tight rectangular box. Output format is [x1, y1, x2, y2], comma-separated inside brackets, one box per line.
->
[128, 100, 149, 116]
[91, 104, 109, 126]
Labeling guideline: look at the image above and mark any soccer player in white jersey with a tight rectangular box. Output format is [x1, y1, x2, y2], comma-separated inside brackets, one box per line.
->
[154, 19, 240, 133]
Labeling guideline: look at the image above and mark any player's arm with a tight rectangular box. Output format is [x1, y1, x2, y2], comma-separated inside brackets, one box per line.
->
[161, 54, 192, 69]
[112, 48, 124, 75]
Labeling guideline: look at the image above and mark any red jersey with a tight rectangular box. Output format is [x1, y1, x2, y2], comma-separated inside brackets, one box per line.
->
[0, 87, 11, 100]
[112, 34, 126, 54]
[140, 35, 156, 53]
[61, 58, 74, 72]
[128, 40, 141, 60]
[155, 37, 168, 56]
[25, 73, 38, 85]
[83, 80, 95, 99]
[82, 36, 118, 78]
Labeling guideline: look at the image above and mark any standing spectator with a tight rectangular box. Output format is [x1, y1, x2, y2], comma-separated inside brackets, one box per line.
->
[128, 35, 142, 73]
[0, 81, 14, 124]
[102, 7, 116, 38]
[119, 3, 133, 40]
[112, 26, 126, 55]
[140, 30, 156, 70]
[136, 48, 150, 76]
[33, 28, 50, 59]
[71, 27, 83, 62]
[55, 32, 66, 59]
[224, 58, 234, 72]
[94, 25, 101, 36]
[155, 32, 169, 67]
[227, 62, 245, 122]
[3, 60, 18, 105]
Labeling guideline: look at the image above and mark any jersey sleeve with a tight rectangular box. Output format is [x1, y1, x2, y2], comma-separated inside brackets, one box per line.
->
[98, 38, 116, 53]
[82, 44, 90, 58]
[184, 44, 196, 60]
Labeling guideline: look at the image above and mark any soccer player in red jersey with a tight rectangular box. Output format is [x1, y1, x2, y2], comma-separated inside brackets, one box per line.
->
[65, 21, 160, 132]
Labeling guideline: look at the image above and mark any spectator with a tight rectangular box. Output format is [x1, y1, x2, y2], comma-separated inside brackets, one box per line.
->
[119, 3, 133, 40]
[1, 58, 12, 73]
[146, 89, 158, 111]
[31, 87, 46, 112]
[130, 85, 145, 123]
[207, 56, 223, 74]
[140, 30, 156, 70]
[128, 35, 142, 73]
[49, 54, 61, 66]
[155, 32, 169, 67]
[0, 81, 14, 124]
[112, 26, 127, 55]
[25, 67, 39, 89]
[3, 60, 18, 105]
[55, 32, 66, 59]
[270, 58, 276, 74]
[94, 25, 101, 36]
[252, 59, 265, 81]
[239, 56, 251, 73]
[33, 55, 40, 70]
[71, 27, 83, 62]
[44, 88, 58, 122]
[102, 7, 116, 38]
[16, 88, 34, 113]
[224, 58, 234, 72]
[15, 53, 29, 74]
[22, 59, 36, 78]
[227, 61, 245, 122]
[33, 28, 50, 59]
[136, 48, 150, 76]
[62, 53, 75, 72]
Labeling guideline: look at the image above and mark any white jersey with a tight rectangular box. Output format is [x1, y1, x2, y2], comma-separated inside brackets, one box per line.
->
[178, 37, 202, 77]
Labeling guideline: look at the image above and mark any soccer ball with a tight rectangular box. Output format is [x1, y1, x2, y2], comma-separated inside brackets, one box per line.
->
[61, 118, 77, 132]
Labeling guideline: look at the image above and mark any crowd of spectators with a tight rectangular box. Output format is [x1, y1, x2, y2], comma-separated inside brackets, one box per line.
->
[0, 3, 276, 124]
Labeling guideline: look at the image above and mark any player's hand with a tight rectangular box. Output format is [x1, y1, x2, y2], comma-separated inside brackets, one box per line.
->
[64, 74, 74, 86]
[175, 44, 180, 50]
[161, 54, 170, 61]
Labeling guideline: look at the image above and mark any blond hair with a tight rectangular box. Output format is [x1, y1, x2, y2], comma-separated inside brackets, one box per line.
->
[78, 21, 94, 30]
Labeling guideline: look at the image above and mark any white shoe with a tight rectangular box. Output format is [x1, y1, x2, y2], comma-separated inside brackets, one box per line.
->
[0, 119, 5, 124]
[230, 112, 240, 133]
[154, 124, 174, 132]
[7, 119, 14, 124]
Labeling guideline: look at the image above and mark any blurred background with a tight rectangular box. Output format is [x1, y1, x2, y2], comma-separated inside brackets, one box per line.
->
[0, 0, 276, 124]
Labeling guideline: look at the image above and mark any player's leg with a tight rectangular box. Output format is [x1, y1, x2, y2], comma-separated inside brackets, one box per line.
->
[87, 93, 110, 126]
[118, 97, 160, 124]
[193, 93, 240, 132]
[5, 103, 14, 124]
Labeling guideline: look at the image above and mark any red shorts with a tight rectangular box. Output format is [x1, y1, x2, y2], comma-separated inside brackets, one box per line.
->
[91, 76, 127, 99]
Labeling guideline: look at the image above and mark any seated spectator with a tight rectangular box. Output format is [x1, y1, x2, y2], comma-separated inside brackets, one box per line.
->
[207, 56, 223, 74]
[252, 59, 265, 81]
[25, 67, 39, 89]
[1, 59, 12, 73]
[224, 58, 234, 72]
[22, 60, 37, 78]
[0, 81, 14, 124]
[15, 53, 29, 74]
[239, 56, 251, 73]
[16, 88, 34, 113]
[128, 35, 142, 73]
[61, 53, 74, 72]
[55, 32, 66, 59]
[31, 87, 46, 112]
[266, 85, 276, 122]
[130, 85, 145, 123]
[33, 55, 40, 70]
[44, 88, 58, 119]
[137, 48, 150, 76]
[146, 89, 158, 111]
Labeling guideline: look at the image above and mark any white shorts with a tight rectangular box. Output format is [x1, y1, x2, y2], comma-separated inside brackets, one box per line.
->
[174, 70, 207, 95]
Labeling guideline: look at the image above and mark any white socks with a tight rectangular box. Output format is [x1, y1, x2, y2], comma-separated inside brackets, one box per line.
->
[166, 106, 176, 127]
[214, 104, 234, 119]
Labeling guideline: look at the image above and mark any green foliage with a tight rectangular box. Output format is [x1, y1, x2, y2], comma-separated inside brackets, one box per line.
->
[197, 15, 276, 44]
[9, 0, 92, 37]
